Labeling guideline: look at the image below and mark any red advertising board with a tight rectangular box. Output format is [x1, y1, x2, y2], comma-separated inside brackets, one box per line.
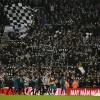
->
[67, 88, 100, 96]
[0, 88, 100, 96]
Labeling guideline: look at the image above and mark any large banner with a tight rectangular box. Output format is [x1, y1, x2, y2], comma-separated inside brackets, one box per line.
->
[0, 88, 100, 96]
[67, 88, 100, 96]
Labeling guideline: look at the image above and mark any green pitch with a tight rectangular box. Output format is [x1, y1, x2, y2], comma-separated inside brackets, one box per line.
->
[0, 95, 100, 100]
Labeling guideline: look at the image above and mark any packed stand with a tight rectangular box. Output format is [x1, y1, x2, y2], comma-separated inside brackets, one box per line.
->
[0, 0, 100, 93]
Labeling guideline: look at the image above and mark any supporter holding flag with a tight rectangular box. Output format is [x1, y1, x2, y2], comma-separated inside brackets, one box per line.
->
[77, 61, 85, 74]
[77, 61, 83, 67]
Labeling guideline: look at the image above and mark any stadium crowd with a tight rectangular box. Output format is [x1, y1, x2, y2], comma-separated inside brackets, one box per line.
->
[0, 0, 100, 95]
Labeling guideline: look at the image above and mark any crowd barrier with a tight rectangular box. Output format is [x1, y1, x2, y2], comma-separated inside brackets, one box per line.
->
[0, 87, 100, 96]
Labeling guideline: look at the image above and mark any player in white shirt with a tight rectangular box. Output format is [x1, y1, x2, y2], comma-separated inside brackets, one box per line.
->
[24, 75, 30, 95]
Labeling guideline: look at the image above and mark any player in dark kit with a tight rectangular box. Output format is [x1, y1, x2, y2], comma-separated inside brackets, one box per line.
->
[60, 76, 66, 95]
[0, 77, 4, 94]
[19, 76, 25, 95]
[17, 75, 25, 95]
[6, 77, 14, 95]
[29, 76, 35, 95]
[35, 75, 44, 95]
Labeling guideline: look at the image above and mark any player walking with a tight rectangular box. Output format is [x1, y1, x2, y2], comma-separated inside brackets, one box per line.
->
[24, 75, 30, 95]
[60, 76, 66, 95]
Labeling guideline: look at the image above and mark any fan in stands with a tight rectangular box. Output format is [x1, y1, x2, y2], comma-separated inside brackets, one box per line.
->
[0, 0, 100, 96]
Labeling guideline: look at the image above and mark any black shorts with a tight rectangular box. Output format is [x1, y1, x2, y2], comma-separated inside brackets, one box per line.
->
[0, 84, 2, 88]
[45, 85, 49, 89]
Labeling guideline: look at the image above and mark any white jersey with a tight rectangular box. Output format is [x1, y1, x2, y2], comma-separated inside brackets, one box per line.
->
[24, 77, 30, 86]
[0, 78, 4, 84]
[43, 76, 50, 85]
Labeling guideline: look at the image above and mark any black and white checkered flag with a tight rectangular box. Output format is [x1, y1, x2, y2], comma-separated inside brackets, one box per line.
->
[4, 3, 33, 29]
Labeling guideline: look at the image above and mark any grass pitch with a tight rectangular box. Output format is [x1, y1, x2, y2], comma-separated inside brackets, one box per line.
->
[0, 95, 100, 100]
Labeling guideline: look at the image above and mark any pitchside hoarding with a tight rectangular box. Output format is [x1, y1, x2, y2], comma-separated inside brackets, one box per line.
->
[67, 88, 100, 96]
[0, 88, 100, 96]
